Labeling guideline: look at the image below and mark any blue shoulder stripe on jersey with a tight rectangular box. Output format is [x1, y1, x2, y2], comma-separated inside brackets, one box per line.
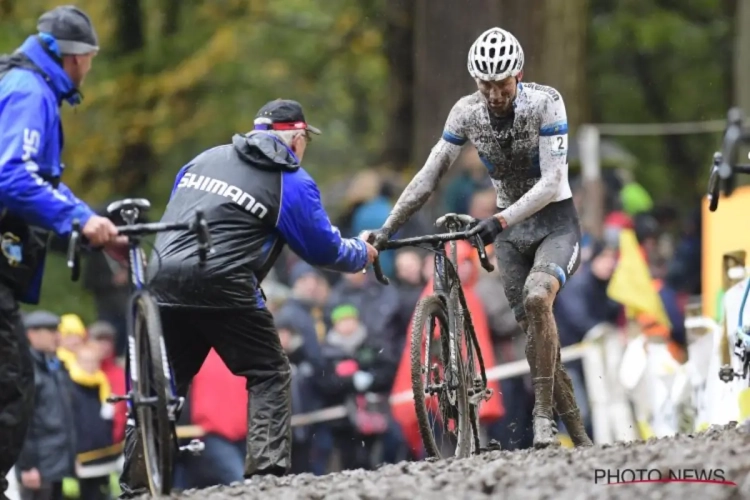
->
[540, 121, 568, 136]
[478, 155, 494, 173]
[442, 130, 467, 146]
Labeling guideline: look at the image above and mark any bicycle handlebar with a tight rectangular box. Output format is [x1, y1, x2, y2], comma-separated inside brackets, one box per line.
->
[706, 107, 750, 211]
[67, 209, 214, 282]
[368, 217, 495, 286]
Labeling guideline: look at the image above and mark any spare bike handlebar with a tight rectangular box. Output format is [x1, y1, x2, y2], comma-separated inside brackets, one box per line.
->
[67, 209, 214, 282]
[706, 107, 750, 211]
[369, 228, 495, 286]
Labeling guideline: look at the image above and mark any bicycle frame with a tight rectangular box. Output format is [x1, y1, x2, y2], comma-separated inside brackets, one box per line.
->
[118, 205, 181, 419]
[373, 214, 494, 392]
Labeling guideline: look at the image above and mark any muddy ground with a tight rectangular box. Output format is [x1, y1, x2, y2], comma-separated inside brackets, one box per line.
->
[163, 424, 750, 500]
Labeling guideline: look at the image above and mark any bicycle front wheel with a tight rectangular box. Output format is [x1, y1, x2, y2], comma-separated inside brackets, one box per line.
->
[410, 294, 472, 459]
[131, 292, 174, 495]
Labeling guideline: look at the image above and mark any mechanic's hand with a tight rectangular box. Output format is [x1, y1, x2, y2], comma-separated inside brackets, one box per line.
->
[21, 468, 41, 490]
[353, 370, 375, 392]
[359, 228, 390, 251]
[469, 216, 503, 246]
[82, 215, 120, 247]
[363, 241, 379, 266]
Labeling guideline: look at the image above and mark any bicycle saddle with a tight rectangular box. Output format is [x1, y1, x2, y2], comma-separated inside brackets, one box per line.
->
[435, 213, 477, 230]
[106, 198, 151, 215]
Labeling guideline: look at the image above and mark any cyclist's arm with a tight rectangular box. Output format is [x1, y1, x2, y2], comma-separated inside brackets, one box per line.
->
[0, 91, 94, 236]
[277, 169, 369, 273]
[498, 91, 569, 227]
[381, 99, 468, 235]
[0, 89, 95, 236]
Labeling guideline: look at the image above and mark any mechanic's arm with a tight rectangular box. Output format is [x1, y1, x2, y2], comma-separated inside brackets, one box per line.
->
[380, 100, 468, 236]
[276, 170, 369, 273]
[498, 94, 569, 227]
[0, 90, 95, 236]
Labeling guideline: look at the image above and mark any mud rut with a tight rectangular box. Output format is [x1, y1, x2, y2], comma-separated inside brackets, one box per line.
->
[155, 425, 750, 500]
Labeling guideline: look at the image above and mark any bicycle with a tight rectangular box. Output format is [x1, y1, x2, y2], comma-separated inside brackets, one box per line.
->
[704, 108, 750, 387]
[370, 213, 495, 458]
[67, 198, 214, 496]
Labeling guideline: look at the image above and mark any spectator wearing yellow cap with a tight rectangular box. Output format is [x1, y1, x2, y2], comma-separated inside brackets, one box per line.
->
[57, 313, 87, 369]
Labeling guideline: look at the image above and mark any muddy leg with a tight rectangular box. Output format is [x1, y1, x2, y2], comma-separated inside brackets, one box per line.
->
[522, 272, 560, 449]
[554, 347, 593, 447]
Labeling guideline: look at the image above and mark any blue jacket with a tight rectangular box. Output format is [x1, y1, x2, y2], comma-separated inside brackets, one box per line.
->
[0, 35, 95, 302]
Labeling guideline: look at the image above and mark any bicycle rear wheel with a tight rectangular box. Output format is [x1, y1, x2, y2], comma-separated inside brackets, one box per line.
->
[130, 292, 174, 495]
[410, 294, 472, 458]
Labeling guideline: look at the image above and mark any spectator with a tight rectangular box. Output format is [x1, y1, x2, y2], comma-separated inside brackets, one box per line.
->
[274, 262, 330, 474]
[339, 170, 396, 278]
[317, 304, 397, 471]
[280, 262, 330, 344]
[666, 207, 701, 296]
[189, 349, 248, 486]
[391, 241, 504, 457]
[276, 318, 321, 474]
[57, 313, 86, 369]
[392, 250, 425, 354]
[68, 342, 120, 500]
[442, 146, 493, 216]
[82, 246, 129, 358]
[554, 242, 622, 443]
[16, 311, 76, 500]
[88, 321, 126, 445]
[474, 244, 530, 450]
[327, 270, 401, 369]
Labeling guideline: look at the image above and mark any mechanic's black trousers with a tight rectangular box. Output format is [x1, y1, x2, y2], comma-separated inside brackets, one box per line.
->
[120, 306, 291, 493]
[0, 285, 35, 496]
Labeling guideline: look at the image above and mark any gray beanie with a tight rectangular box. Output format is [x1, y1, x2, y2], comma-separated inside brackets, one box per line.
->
[37, 5, 99, 55]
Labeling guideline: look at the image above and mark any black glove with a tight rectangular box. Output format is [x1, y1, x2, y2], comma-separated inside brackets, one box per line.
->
[470, 216, 503, 246]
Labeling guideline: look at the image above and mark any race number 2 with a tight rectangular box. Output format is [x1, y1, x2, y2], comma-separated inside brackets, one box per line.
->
[552, 134, 568, 156]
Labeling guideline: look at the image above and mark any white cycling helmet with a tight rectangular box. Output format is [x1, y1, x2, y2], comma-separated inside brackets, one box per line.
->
[467, 27, 524, 81]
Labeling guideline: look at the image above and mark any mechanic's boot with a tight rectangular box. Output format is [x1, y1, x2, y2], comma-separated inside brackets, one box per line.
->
[532, 376, 559, 449]
[119, 420, 150, 498]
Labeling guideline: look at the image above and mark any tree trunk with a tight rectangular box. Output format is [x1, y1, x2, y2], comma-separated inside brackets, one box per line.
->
[380, 0, 415, 171]
[497, 0, 589, 130]
[112, 0, 158, 196]
[412, 0, 502, 166]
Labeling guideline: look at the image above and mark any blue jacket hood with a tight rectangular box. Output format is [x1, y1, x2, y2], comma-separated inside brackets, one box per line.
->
[17, 35, 80, 106]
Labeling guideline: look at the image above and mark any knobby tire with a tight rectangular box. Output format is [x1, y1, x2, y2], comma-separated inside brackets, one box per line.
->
[133, 292, 174, 495]
[410, 294, 472, 458]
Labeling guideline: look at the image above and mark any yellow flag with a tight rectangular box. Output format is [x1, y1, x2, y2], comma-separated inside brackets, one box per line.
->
[606, 229, 672, 328]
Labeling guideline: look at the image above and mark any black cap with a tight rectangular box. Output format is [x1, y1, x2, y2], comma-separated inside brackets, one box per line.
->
[23, 310, 61, 330]
[37, 5, 99, 55]
[254, 99, 321, 135]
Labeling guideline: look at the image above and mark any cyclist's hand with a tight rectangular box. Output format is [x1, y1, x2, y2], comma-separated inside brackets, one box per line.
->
[470, 216, 503, 246]
[359, 228, 389, 250]
[364, 241, 379, 266]
[82, 215, 120, 247]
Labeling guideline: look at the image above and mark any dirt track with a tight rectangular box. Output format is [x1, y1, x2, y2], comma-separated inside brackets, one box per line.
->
[166, 424, 750, 500]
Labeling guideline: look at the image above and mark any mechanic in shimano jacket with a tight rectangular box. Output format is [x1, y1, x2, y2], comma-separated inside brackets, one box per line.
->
[119, 99, 378, 495]
[365, 28, 592, 449]
[0, 7, 123, 495]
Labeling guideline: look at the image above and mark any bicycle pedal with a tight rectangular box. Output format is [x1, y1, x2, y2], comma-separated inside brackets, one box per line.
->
[483, 388, 494, 401]
[106, 394, 130, 403]
[719, 365, 737, 383]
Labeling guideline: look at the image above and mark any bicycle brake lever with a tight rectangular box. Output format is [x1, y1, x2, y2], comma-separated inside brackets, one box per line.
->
[472, 234, 495, 273]
[366, 233, 390, 285]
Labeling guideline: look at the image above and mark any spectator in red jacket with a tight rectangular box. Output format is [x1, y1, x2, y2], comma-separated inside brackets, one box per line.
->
[88, 321, 126, 444]
[190, 349, 248, 486]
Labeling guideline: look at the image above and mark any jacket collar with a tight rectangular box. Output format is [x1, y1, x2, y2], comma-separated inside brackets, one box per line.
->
[18, 35, 80, 106]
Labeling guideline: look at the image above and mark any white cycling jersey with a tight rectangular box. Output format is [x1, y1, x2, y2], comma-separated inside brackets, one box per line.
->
[441, 82, 572, 226]
[381, 81, 573, 234]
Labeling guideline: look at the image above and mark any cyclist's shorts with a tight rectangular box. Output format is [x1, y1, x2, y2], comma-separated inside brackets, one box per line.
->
[494, 197, 581, 322]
